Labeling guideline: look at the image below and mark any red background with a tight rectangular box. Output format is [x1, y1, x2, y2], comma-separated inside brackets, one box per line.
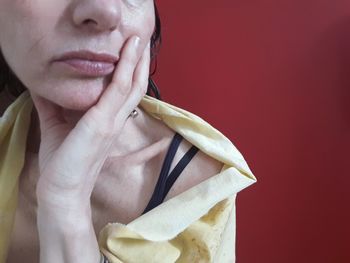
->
[155, 1, 350, 262]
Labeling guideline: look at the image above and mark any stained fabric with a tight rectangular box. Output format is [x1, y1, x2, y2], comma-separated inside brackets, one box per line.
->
[0, 91, 256, 263]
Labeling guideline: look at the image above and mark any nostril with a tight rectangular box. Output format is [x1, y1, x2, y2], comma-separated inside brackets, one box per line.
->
[109, 25, 117, 31]
[82, 19, 117, 32]
[72, 3, 121, 33]
[83, 19, 97, 26]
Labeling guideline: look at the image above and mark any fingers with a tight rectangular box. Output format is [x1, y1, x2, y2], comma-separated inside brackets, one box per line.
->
[75, 35, 150, 151]
[95, 36, 145, 116]
[118, 41, 151, 119]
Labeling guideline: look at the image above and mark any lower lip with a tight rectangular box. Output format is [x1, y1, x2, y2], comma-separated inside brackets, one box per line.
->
[54, 59, 116, 77]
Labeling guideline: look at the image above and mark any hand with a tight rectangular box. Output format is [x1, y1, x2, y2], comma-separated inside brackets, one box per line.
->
[32, 36, 150, 215]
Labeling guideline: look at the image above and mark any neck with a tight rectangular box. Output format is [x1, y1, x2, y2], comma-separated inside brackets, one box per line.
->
[27, 103, 174, 162]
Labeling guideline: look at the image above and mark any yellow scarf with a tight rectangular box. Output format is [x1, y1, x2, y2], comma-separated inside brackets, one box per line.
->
[0, 91, 256, 263]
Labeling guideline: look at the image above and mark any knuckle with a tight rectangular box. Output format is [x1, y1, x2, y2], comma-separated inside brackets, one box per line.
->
[113, 76, 130, 96]
[134, 79, 148, 96]
[93, 124, 114, 139]
[123, 53, 138, 67]
[140, 83, 148, 96]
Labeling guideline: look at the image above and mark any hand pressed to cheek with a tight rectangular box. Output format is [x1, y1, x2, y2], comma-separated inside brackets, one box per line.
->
[0, 0, 155, 111]
[34, 35, 151, 208]
[94, 35, 150, 119]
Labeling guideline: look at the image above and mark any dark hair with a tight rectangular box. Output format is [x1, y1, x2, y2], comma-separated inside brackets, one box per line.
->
[147, 2, 162, 100]
[0, 2, 162, 100]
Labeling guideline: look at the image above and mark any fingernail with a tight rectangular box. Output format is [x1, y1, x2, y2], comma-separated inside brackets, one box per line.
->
[133, 36, 141, 48]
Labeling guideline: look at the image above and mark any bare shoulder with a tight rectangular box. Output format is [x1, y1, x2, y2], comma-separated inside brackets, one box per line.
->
[164, 137, 224, 201]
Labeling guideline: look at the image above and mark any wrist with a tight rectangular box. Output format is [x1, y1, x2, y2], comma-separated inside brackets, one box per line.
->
[37, 202, 92, 232]
[36, 182, 90, 213]
[37, 206, 100, 263]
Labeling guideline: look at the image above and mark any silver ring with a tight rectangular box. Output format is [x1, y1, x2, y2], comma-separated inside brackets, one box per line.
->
[129, 109, 138, 118]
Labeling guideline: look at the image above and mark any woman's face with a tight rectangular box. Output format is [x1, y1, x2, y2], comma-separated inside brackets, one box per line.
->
[0, 0, 155, 110]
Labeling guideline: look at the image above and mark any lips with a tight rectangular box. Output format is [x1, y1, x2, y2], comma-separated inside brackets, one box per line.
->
[53, 50, 119, 77]
[56, 50, 119, 63]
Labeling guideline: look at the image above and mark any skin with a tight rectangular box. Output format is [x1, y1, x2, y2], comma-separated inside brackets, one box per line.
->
[0, 0, 224, 262]
[0, 0, 154, 110]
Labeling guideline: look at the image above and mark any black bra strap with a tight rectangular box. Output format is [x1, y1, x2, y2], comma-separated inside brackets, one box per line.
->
[162, 145, 199, 201]
[142, 133, 183, 214]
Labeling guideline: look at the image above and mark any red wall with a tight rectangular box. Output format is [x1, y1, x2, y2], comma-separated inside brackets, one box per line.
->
[156, 1, 350, 262]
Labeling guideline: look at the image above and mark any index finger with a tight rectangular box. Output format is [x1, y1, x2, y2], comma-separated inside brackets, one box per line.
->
[95, 36, 144, 116]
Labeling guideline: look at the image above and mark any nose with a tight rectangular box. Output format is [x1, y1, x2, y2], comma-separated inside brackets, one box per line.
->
[72, 0, 121, 32]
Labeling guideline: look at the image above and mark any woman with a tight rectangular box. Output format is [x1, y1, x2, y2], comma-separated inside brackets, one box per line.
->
[0, 1, 256, 262]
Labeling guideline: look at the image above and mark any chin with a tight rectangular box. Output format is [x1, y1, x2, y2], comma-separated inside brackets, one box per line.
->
[57, 92, 101, 111]
[41, 77, 111, 111]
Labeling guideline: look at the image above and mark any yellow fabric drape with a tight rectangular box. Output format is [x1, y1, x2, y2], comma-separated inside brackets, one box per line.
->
[0, 92, 32, 262]
[0, 91, 256, 263]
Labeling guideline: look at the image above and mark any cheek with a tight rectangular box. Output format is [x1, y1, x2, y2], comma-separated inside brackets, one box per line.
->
[144, 14, 156, 39]
[122, 3, 155, 45]
[0, 0, 155, 110]
[0, 1, 60, 91]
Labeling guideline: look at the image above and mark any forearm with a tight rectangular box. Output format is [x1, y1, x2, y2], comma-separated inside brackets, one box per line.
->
[37, 204, 101, 263]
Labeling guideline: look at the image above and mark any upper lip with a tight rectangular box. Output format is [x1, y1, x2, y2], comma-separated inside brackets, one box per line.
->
[55, 50, 119, 64]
